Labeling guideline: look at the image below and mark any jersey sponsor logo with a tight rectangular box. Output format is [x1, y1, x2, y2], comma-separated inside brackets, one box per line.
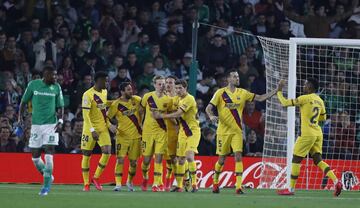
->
[33, 91, 56, 97]
[224, 103, 240, 109]
[221, 92, 242, 130]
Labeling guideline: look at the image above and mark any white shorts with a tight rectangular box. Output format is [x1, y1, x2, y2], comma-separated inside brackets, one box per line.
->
[29, 124, 59, 148]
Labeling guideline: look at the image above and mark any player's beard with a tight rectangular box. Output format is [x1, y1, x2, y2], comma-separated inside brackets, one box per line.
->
[125, 94, 132, 99]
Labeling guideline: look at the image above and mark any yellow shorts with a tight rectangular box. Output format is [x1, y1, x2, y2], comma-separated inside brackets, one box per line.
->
[164, 133, 178, 160]
[142, 133, 167, 156]
[177, 129, 201, 157]
[116, 137, 141, 160]
[81, 130, 111, 151]
[216, 133, 243, 156]
[293, 136, 322, 157]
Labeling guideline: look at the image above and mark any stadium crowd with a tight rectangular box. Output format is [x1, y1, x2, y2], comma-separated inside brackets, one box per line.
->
[0, 0, 359, 159]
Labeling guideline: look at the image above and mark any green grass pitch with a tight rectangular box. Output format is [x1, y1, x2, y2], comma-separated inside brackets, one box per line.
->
[1, 184, 359, 208]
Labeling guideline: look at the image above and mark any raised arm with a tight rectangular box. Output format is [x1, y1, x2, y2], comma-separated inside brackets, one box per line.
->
[253, 88, 278, 102]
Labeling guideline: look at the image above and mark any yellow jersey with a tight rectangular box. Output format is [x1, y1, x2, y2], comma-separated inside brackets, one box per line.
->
[141, 91, 172, 134]
[82, 87, 108, 132]
[178, 93, 200, 136]
[107, 95, 142, 139]
[210, 87, 255, 135]
[166, 95, 179, 138]
[277, 92, 326, 137]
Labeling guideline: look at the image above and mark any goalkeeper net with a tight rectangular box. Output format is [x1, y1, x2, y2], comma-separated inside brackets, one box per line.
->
[258, 37, 360, 190]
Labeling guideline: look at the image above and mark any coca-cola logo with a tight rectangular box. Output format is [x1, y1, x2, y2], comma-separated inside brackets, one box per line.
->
[194, 160, 287, 189]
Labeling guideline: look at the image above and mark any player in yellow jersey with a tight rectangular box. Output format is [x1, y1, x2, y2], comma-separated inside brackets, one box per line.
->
[140, 75, 173, 192]
[153, 79, 200, 193]
[206, 69, 277, 194]
[81, 71, 111, 192]
[107, 82, 142, 192]
[276, 78, 342, 196]
[163, 75, 180, 191]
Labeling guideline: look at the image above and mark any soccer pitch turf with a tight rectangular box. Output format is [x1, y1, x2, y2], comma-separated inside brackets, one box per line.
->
[1, 184, 359, 208]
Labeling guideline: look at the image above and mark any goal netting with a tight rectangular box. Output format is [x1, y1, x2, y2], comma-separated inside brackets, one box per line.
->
[258, 37, 360, 190]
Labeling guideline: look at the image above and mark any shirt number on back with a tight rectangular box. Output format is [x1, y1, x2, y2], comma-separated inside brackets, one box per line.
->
[310, 107, 320, 124]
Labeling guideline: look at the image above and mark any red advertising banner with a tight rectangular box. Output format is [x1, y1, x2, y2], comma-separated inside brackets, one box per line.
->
[0, 153, 358, 190]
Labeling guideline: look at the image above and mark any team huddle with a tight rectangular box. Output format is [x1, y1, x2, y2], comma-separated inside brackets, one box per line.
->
[19, 67, 343, 197]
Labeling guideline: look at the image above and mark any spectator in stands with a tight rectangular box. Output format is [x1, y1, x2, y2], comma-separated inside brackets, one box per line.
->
[88, 28, 106, 55]
[136, 61, 155, 91]
[127, 32, 152, 66]
[209, 0, 232, 23]
[251, 67, 266, 111]
[138, 10, 159, 42]
[273, 19, 295, 39]
[30, 18, 41, 41]
[160, 31, 184, 64]
[120, 17, 141, 56]
[15, 61, 32, 90]
[0, 35, 25, 73]
[251, 13, 268, 36]
[33, 28, 55, 72]
[243, 101, 265, 137]
[70, 74, 92, 112]
[78, 0, 100, 26]
[236, 54, 258, 89]
[123, 52, 142, 79]
[59, 56, 75, 88]
[153, 56, 171, 77]
[245, 129, 263, 157]
[16, 127, 31, 153]
[204, 34, 230, 71]
[0, 31, 6, 51]
[110, 65, 131, 91]
[97, 41, 114, 70]
[192, 0, 210, 23]
[107, 55, 124, 81]
[227, 22, 257, 57]
[0, 81, 20, 112]
[198, 127, 216, 156]
[99, 15, 121, 48]
[0, 125, 16, 152]
[334, 111, 356, 159]
[276, 0, 358, 38]
[18, 29, 35, 68]
[150, 1, 166, 24]
[144, 42, 170, 69]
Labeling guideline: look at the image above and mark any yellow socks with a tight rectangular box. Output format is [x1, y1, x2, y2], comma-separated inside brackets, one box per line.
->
[184, 160, 190, 180]
[317, 161, 337, 183]
[213, 161, 223, 184]
[235, 162, 243, 190]
[81, 155, 90, 185]
[153, 162, 162, 186]
[175, 163, 185, 188]
[141, 162, 150, 180]
[94, 154, 110, 179]
[166, 160, 173, 179]
[114, 162, 123, 186]
[128, 164, 137, 183]
[188, 161, 197, 186]
[290, 163, 301, 190]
